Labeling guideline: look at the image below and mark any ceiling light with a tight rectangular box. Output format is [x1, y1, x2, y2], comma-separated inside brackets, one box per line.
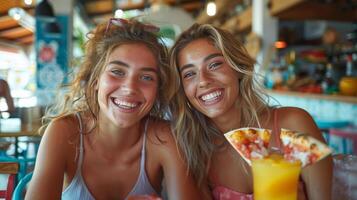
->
[13, 13, 21, 20]
[207, 2, 216, 16]
[8, 7, 35, 31]
[114, 9, 124, 18]
[24, 0, 33, 6]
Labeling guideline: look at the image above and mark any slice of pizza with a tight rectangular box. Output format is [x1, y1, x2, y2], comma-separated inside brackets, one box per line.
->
[224, 128, 271, 165]
[280, 128, 332, 167]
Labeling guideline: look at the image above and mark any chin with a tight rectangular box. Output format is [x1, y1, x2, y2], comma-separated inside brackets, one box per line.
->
[201, 109, 224, 119]
[111, 114, 136, 127]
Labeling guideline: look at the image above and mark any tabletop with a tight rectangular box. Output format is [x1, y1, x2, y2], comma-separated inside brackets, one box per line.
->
[0, 162, 19, 174]
[0, 118, 41, 137]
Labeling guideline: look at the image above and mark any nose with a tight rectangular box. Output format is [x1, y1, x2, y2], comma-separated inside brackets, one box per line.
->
[121, 77, 138, 95]
[198, 71, 212, 88]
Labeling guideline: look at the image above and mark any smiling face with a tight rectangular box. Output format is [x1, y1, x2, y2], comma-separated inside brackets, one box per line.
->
[96, 43, 158, 128]
[177, 38, 240, 121]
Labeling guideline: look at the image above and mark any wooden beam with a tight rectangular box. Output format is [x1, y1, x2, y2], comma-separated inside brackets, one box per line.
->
[276, 1, 357, 21]
[155, 0, 203, 12]
[221, 16, 239, 32]
[0, 27, 32, 39]
[181, 2, 203, 12]
[221, 6, 252, 33]
[270, 0, 357, 21]
[0, 0, 18, 14]
[237, 6, 252, 32]
[117, 1, 145, 10]
[16, 35, 34, 44]
[0, 15, 19, 30]
[269, 0, 307, 16]
[85, 0, 114, 15]
[196, 0, 240, 24]
[0, 0, 35, 15]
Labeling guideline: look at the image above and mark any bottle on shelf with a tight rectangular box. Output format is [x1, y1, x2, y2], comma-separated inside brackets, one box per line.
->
[264, 57, 284, 90]
[339, 54, 357, 96]
[321, 62, 338, 94]
[285, 50, 296, 87]
[345, 54, 353, 76]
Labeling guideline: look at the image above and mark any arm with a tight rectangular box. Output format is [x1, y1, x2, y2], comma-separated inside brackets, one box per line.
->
[279, 107, 333, 200]
[154, 123, 211, 200]
[25, 118, 74, 200]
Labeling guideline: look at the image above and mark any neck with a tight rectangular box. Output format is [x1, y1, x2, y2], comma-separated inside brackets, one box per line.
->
[212, 106, 241, 134]
[94, 118, 144, 152]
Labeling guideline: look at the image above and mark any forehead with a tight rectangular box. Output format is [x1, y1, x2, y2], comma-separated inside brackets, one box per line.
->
[178, 38, 221, 64]
[108, 43, 158, 65]
[109, 43, 154, 57]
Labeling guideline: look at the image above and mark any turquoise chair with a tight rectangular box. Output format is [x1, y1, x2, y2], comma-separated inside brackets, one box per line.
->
[0, 152, 35, 182]
[12, 172, 33, 200]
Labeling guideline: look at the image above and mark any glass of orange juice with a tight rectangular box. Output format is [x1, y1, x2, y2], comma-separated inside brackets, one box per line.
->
[252, 154, 302, 200]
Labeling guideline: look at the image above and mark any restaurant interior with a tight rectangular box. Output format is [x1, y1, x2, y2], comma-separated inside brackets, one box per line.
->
[0, 0, 357, 199]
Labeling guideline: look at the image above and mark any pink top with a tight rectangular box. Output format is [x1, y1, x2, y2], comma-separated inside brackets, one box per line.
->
[212, 186, 253, 200]
[211, 108, 291, 200]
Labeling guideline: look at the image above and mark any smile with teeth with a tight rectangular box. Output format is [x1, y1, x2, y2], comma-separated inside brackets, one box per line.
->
[200, 90, 222, 102]
[112, 98, 140, 109]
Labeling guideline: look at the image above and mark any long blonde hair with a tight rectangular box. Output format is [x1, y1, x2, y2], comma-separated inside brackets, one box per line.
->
[41, 18, 176, 133]
[169, 23, 270, 185]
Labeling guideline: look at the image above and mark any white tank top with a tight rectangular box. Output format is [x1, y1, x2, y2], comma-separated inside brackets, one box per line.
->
[62, 113, 157, 200]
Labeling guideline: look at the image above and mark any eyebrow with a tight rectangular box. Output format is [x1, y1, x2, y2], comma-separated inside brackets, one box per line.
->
[179, 53, 223, 72]
[108, 60, 158, 73]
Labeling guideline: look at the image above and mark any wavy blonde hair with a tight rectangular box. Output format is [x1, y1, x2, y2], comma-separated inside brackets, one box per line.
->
[41, 18, 175, 132]
[169, 23, 271, 185]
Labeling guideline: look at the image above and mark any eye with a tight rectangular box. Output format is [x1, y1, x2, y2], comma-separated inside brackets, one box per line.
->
[111, 69, 125, 76]
[208, 62, 222, 70]
[182, 71, 196, 79]
[141, 74, 155, 81]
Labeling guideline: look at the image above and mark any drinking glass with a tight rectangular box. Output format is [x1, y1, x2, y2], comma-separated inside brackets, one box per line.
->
[252, 154, 302, 200]
[332, 154, 357, 199]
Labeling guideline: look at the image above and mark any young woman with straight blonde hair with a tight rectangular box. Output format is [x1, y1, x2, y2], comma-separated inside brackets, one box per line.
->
[169, 23, 332, 200]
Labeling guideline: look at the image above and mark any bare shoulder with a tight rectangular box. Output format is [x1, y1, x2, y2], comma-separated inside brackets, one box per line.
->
[26, 114, 82, 199]
[45, 115, 80, 138]
[42, 114, 81, 149]
[36, 114, 81, 174]
[278, 106, 313, 122]
[277, 107, 323, 140]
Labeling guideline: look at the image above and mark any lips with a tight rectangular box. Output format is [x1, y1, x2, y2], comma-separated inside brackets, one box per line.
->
[111, 97, 141, 111]
[199, 89, 223, 104]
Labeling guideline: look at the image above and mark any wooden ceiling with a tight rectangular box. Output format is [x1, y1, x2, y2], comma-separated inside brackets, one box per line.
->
[0, 0, 205, 47]
[1, 0, 356, 48]
[82, 0, 205, 27]
[0, 0, 35, 46]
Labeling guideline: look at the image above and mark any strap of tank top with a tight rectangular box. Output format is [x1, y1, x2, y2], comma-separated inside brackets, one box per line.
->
[75, 112, 84, 171]
[139, 118, 149, 169]
[272, 108, 282, 150]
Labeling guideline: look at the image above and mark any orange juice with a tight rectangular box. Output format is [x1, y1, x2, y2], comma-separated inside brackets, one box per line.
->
[252, 154, 301, 200]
